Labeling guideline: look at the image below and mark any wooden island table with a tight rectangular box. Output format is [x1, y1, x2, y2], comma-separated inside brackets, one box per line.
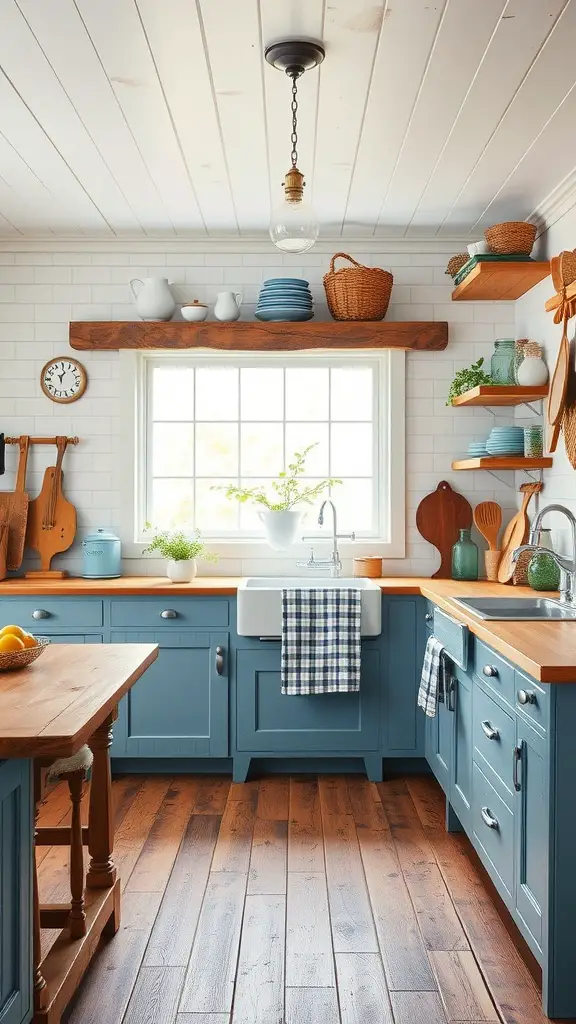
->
[0, 643, 158, 1024]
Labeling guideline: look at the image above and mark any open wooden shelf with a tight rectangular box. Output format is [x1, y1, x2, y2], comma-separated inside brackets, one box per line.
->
[69, 319, 448, 352]
[452, 456, 552, 471]
[451, 384, 549, 407]
[451, 260, 550, 301]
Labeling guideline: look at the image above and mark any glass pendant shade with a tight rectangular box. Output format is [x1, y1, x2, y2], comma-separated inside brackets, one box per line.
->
[269, 196, 319, 254]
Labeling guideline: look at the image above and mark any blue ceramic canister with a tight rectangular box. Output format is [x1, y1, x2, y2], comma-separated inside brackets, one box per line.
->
[81, 528, 122, 578]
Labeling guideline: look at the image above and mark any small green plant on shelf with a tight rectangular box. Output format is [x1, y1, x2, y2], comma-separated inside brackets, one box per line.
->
[143, 525, 218, 563]
[214, 443, 341, 511]
[447, 357, 494, 406]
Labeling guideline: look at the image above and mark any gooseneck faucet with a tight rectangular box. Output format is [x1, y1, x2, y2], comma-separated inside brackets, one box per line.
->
[298, 499, 355, 578]
[512, 503, 576, 605]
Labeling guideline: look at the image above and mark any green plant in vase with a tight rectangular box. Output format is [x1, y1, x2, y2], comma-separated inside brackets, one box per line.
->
[447, 358, 493, 405]
[143, 526, 217, 583]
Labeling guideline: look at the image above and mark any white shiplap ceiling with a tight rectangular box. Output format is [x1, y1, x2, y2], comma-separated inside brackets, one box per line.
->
[0, 0, 575, 239]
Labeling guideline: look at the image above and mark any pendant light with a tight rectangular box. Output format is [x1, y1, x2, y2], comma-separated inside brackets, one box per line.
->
[265, 40, 325, 254]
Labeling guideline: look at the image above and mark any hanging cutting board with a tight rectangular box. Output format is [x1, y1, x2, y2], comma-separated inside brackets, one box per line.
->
[25, 436, 76, 577]
[497, 482, 542, 584]
[416, 480, 473, 579]
[0, 436, 30, 571]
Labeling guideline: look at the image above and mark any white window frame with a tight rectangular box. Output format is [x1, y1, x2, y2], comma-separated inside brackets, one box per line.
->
[119, 349, 405, 559]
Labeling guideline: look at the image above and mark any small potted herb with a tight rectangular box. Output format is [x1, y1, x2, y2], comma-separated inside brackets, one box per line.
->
[143, 526, 217, 583]
[447, 358, 493, 405]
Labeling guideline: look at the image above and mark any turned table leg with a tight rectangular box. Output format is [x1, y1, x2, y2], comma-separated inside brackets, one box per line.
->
[86, 711, 117, 889]
[66, 771, 87, 938]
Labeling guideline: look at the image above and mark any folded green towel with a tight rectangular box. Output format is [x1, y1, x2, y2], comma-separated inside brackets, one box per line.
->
[453, 253, 534, 287]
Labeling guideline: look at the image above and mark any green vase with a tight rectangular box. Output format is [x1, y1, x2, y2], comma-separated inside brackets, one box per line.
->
[452, 528, 479, 581]
[490, 338, 515, 384]
[527, 528, 561, 591]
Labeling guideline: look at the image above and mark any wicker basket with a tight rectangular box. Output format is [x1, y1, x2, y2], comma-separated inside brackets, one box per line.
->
[323, 253, 393, 321]
[0, 636, 50, 671]
[445, 253, 469, 278]
[484, 221, 536, 256]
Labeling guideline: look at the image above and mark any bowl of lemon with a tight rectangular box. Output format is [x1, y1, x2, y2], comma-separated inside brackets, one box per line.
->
[0, 625, 50, 670]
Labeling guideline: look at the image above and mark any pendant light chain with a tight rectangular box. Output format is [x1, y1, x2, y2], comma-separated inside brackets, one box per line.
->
[290, 72, 299, 169]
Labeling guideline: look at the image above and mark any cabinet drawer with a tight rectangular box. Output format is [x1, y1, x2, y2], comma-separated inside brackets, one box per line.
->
[473, 685, 515, 803]
[0, 597, 103, 629]
[433, 608, 469, 669]
[109, 596, 229, 629]
[473, 640, 514, 707]
[472, 761, 514, 901]
[515, 670, 548, 732]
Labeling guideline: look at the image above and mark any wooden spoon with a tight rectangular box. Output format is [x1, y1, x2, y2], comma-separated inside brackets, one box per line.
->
[497, 482, 542, 584]
[473, 501, 502, 551]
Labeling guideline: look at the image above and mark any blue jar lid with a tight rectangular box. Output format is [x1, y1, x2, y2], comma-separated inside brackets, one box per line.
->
[82, 528, 121, 544]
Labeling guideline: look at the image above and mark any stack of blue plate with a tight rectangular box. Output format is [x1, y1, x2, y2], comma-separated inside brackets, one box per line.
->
[486, 426, 524, 456]
[255, 278, 314, 322]
[467, 441, 489, 458]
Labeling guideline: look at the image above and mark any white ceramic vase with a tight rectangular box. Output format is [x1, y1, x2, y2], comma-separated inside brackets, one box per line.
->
[517, 350, 549, 386]
[214, 291, 243, 322]
[130, 277, 176, 321]
[166, 558, 197, 583]
[258, 509, 302, 551]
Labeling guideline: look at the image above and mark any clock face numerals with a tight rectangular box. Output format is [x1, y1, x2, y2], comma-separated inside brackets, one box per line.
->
[41, 358, 87, 404]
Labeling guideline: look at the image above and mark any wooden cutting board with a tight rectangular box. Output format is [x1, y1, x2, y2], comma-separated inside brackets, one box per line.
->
[497, 482, 542, 584]
[0, 436, 30, 571]
[25, 437, 76, 576]
[416, 480, 473, 579]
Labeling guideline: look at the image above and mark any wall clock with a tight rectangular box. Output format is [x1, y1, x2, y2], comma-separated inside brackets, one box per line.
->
[41, 356, 88, 404]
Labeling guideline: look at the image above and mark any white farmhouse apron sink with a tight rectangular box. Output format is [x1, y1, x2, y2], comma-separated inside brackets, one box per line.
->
[237, 577, 382, 637]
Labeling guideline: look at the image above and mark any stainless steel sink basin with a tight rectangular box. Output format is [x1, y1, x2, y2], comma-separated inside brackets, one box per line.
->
[452, 596, 576, 621]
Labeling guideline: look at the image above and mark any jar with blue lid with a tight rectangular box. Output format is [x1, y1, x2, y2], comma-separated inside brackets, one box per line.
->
[81, 529, 122, 578]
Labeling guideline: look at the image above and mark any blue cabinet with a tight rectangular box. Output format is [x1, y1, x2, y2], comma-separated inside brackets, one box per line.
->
[452, 666, 472, 830]
[0, 759, 32, 1024]
[110, 631, 229, 758]
[515, 717, 546, 954]
[382, 596, 426, 756]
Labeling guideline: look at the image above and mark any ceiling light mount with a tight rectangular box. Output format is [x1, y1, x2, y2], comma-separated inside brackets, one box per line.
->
[264, 40, 325, 77]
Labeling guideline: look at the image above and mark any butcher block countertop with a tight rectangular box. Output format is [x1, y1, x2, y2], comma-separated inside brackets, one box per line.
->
[0, 576, 572, 683]
[0, 643, 158, 758]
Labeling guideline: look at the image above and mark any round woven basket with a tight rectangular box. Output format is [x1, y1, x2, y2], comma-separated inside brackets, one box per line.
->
[353, 556, 383, 578]
[484, 221, 536, 256]
[445, 253, 469, 278]
[323, 253, 393, 321]
[0, 636, 50, 671]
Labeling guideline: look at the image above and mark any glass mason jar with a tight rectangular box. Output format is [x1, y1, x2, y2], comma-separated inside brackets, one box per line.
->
[523, 424, 544, 458]
[528, 528, 561, 591]
[452, 528, 479, 581]
[491, 338, 515, 384]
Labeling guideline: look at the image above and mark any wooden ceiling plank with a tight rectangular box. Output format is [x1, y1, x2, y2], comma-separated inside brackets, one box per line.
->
[75, 0, 206, 235]
[0, 133, 84, 235]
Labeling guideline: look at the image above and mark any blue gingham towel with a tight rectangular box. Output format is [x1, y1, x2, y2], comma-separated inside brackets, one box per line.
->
[281, 588, 361, 695]
[418, 635, 452, 717]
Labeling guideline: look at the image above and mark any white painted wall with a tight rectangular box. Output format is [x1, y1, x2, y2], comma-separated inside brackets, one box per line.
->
[0, 242, 515, 577]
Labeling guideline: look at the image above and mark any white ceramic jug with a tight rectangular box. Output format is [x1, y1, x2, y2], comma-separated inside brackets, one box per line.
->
[258, 509, 302, 551]
[214, 291, 243, 322]
[130, 277, 176, 321]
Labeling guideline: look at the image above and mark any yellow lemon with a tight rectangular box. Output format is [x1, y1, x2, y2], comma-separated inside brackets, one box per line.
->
[0, 634, 25, 652]
[0, 624, 27, 641]
[21, 633, 38, 649]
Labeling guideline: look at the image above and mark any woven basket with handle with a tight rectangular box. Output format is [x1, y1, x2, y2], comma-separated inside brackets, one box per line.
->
[445, 253, 469, 278]
[323, 253, 393, 321]
[484, 221, 536, 256]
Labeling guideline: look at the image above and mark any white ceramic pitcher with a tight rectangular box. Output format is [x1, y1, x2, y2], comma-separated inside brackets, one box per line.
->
[258, 509, 302, 551]
[214, 291, 243, 322]
[130, 277, 176, 321]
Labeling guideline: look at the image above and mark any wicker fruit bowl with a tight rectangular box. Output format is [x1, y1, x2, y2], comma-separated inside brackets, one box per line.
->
[484, 221, 536, 256]
[0, 636, 50, 671]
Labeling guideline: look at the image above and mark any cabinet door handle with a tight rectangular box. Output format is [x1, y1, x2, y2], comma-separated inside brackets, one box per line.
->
[483, 665, 498, 678]
[481, 720, 499, 741]
[513, 743, 522, 791]
[517, 688, 536, 706]
[480, 806, 499, 830]
[215, 645, 224, 675]
[446, 677, 456, 712]
[32, 609, 50, 620]
[160, 609, 177, 619]
[425, 613, 433, 623]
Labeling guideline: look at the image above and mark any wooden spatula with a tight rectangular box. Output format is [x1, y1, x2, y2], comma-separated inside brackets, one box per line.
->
[498, 482, 542, 584]
[473, 501, 502, 551]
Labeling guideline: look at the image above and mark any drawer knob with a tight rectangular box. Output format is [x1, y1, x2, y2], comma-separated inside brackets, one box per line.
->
[160, 609, 178, 620]
[480, 806, 499, 830]
[480, 720, 499, 741]
[32, 609, 50, 620]
[517, 689, 536, 706]
[425, 613, 433, 623]
[483, 665, 498, 678]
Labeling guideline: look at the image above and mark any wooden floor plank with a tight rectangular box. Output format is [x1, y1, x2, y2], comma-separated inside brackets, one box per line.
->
[288, 777, 324, 873]
[286, 871, 335, 987]
[144, 814, 221, 968]
[390, 990, 448, 1024]
[177, 1017, 229, 1023]
[179, 872, 247, 1013]
[127, 778, 198, 893]
[322, 810, 378, 954]
[346, 777, 388, 830]
[231, 894, 285, 1024]
[256, 777, 290, 820]
[247, 818, 287, 895]
[335, 952, 394, 1024]
[112, 777, 175, 891]
[193, 777, 231, 815]
[430, 951, 500, 1021]
[319, 775, 354, 816]
[123, 966, 186, 1024]
[285, 987, 340, 1024]
[211, 789, 257, 874]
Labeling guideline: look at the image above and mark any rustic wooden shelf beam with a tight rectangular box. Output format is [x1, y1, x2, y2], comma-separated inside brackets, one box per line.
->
[69, 320, 448, 352]
[451, 260, 549, 301]
[450, 385, 549, 407]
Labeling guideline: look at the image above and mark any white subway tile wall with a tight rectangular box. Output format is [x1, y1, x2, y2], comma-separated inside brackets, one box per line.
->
[0, 246, 516, 577]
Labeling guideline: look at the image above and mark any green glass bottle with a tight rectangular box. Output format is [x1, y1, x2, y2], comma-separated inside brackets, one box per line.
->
[527, 528, 561, 592]
[452, 528, 479, 581]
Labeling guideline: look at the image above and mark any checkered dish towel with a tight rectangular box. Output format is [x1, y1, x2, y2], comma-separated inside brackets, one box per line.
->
[418, 635, 451, 718]
[281, 588, 361, 695]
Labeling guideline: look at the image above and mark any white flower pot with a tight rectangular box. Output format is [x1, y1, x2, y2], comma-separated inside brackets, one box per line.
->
[258, 509, 303, 551]
[166, 558, 197, 583]
[517, 354, 549, 386]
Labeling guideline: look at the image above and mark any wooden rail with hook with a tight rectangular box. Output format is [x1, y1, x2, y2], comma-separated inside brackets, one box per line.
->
[5, 436, 80, 446]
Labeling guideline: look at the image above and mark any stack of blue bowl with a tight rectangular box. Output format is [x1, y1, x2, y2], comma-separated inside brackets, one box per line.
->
[485, 426, 525, 457]
[255, 278, 314, 322]
[467, 440, 489, 458]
